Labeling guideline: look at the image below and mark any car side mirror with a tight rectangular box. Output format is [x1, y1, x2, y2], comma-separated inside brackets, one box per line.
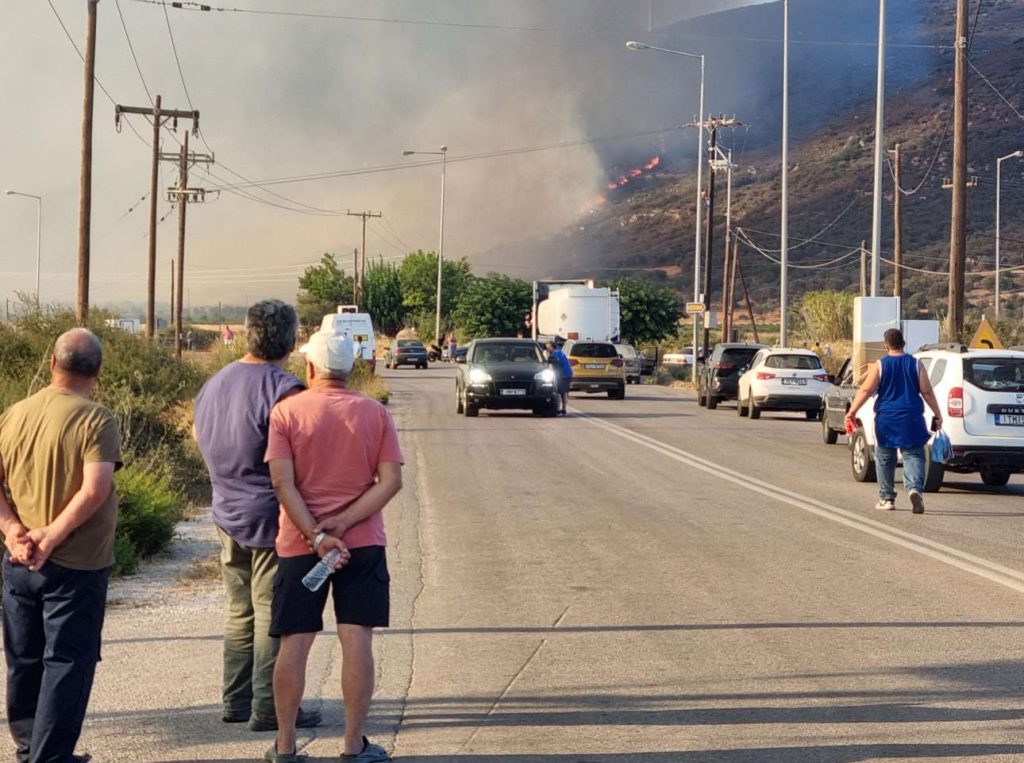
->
[828, 374, 836, 384]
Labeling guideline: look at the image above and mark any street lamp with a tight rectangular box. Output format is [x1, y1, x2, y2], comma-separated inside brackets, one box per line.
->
[403, 145, 448, 345]
[996, 149, 1023, 317]
[4, 190, 42, 308]
[626, 40, 705, 379]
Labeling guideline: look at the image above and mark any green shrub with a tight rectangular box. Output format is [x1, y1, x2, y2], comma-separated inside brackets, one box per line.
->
[112, 534, 140, 577]
[114, 463, 183, 571]
[799, 290, 855, 342]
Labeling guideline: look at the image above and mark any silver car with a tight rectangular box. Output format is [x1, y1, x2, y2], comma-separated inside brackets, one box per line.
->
[614, 343, 644, 385]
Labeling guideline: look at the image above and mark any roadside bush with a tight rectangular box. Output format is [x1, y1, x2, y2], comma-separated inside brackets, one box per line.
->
[799, 290, 855, 342]
[113, 462, 183, 575]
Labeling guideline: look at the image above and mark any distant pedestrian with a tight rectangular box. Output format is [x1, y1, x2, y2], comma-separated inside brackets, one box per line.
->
[0, 328, 121, 763]
[546, 340, 573, 415]
[447, 332, 457, 363]
[825, 344, 833, 360]
[352, 336, 363, 364]
[186, 329, 196, 351]
[845, 328, 943, 513]
[223, 325, 235, 346]
[265, 330, 403, 763]
[194, 300, 322, 733]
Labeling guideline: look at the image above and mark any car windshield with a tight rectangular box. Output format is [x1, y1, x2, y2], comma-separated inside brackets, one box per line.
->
[473, 343, 542, 364]
[722, 348, 759, 365]
[571, 343, 616, 358]
[614, 345, 634, 358]
[397, 340, 423, 348]
[963, 357, 1024, 392]
[765, 354, 822, 370]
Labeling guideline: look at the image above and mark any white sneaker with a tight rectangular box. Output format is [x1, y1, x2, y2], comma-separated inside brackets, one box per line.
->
[875, 498, 896, 511]
[909, 490, 925, 514]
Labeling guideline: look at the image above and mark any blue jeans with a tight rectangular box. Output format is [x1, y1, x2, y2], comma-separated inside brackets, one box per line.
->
[875, 445, 926, 500]
[3, 553, 109, 763]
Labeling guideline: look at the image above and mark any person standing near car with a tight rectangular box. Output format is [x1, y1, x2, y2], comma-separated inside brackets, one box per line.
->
[546, 340, 573, 415]
[194, 300, 322, 733]
[845, 328, 943, 513]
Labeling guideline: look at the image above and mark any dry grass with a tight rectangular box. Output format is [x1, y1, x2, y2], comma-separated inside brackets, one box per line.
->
[178, 552, 222, 586]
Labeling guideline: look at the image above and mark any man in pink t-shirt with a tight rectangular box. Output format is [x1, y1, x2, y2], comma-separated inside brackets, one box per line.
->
[265, 331, 403, 763]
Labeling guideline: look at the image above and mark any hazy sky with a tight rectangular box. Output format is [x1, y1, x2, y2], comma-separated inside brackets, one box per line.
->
[0, 0, 768, 310]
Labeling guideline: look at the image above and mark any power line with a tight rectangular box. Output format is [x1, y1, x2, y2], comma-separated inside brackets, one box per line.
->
[128, 0, 949, 50]
[162, 1, 195, 110]
[115, 0, 153, 103]
[967, 57, 1024, 124]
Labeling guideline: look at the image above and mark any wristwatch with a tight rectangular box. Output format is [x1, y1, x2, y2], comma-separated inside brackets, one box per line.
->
[312, 531, 327, 552]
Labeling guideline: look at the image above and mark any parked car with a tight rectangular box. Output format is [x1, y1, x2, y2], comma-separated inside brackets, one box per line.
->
[455, 338, 559, 417]
[820, 357, 858, 444]
[614, 343, 644, 385]
[662, 352, 694, 367]
[697, 343, 766, 410]
[563, 340, 627, 399]
[850, 345, 1024, 490]
[638, 347, 659, 377]
[385, 338, 429, 369]
[737, 348, 832, 420]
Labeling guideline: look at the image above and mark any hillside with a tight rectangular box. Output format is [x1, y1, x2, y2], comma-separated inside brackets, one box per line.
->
[484, 0, 1024, 322]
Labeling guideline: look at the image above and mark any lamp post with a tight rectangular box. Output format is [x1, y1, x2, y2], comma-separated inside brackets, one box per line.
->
[403, 145, 448, 345]
[4, 190, 42, 308]
[626, 40, 705, 379]
[996, 149, 1023, 318]
[780, 0, 790, 346]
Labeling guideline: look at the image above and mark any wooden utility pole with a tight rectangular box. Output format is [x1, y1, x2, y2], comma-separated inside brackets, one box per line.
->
[170, 258, 175, 337]
[892, 142, 903, 306]
[727, 237, 740, 340]
[948, 0, 969, 338]
[346, 210, 382, 302]
[115, 98, 199, 338]
[77, 0, 99, 324]
[352, 248, 359, 304]
[175, 131, 189, 359]
[736, 246, 759, 344]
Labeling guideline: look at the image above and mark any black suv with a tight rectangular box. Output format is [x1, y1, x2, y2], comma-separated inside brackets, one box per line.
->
[697, 343, 766, 410]
[456, 338, 559, 417]
[820, 357, 858, 444]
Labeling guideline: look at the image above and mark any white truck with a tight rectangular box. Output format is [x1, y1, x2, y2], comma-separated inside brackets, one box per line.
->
[319, 305, 377, 371]
[531, 280, 620, 343]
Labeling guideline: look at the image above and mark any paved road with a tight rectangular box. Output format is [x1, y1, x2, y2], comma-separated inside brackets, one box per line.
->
[8, 365, 1024, 762]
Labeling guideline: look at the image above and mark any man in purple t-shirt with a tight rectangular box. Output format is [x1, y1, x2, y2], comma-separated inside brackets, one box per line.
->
[194, 300, 321, 732]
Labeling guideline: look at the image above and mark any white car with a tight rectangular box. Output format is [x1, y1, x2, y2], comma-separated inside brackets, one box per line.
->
[662, 352, 695, 367]
[737, 348, 832, 420]
[850, 345, 1024, 491]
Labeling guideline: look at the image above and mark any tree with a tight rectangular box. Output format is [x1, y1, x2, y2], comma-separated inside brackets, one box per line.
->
[398, 250, 472, 329]
[605, 277, 683, 345]
[453, 274, 533, 339]
[799, 290, 855, 341]
[362, 259, 404, 336]
[296, 253, 353, 332]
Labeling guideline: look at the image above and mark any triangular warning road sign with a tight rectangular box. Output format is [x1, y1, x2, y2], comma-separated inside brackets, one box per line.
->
[969, 317, 1003, 350]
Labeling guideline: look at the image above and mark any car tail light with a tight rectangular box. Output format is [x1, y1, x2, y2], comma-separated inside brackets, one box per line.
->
[814, 373, 829, 382]
[756, 372, 775, 380]
[569, 358, 579, 367]
[715, 361, 735, 370]
[611, 358, 624, 367]
[948, 387, 964, 418]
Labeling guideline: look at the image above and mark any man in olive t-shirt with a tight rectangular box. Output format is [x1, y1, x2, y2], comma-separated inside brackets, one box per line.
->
[0, 328, 122, 763]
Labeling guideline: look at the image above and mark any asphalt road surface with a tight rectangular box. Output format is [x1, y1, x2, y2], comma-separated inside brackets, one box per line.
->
[8, 365, 1024, 762]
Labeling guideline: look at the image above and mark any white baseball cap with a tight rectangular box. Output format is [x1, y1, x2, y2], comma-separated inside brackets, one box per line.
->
[299, 331, 355, 373]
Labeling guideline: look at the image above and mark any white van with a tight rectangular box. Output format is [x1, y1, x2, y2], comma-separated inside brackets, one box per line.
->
[319, 306, 376, 371]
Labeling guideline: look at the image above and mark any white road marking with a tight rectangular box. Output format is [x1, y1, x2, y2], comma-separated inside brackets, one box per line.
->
[572, 408, 1024, 595]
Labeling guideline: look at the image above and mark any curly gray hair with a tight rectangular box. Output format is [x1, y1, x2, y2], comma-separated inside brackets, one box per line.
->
[245, 300, 298, 361]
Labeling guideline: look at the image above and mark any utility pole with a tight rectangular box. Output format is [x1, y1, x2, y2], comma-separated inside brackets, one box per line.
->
[869, 0, 887, 296]
[77, 0, 99, 324]
[860, 241, 868, 297]
[780, 0, 790, 346]
[163, 131, 213, 360]
[948, 0, 969, 338]
[116, 98, 199, 338]
[352, 248, 359, 304]
[346, 210, 382, 302]
[170, 258, 175, 336]
[892, 143, 903, 306]
[716, 146, 735, 340]
[736, 245, 760, 344]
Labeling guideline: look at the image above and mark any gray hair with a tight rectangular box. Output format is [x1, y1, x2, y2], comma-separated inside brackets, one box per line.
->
[312, 363, 350, 382]
[54, 328, 103, 378]
[245, 300, 298, 361]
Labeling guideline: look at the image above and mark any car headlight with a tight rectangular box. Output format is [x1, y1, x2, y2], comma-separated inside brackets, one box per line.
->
[469, 368, 492, 385]
[534, 368, 556, 384]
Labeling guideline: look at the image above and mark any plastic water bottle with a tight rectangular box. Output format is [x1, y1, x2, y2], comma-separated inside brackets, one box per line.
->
[302, 549, 341, 592]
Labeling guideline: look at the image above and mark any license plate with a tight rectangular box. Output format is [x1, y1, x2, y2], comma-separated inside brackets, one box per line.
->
[782, 378, 807, 386]
[585, 363, 605, 370]
[996, 414, 1024, 426]
[500, 388, 527, 396]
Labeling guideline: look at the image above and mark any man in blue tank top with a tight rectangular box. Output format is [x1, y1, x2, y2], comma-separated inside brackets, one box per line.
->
[846, 328, 943, 513]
